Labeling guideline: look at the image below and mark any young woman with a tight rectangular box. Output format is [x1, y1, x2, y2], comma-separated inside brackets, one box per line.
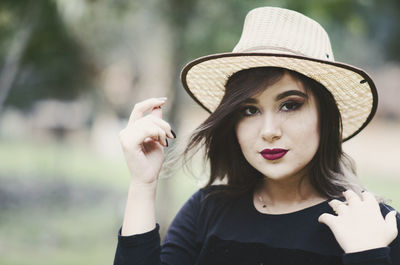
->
[114, 7, 400, 265]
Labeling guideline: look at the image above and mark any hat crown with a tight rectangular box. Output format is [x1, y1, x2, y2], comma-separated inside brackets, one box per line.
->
[233, 7, 334, 61]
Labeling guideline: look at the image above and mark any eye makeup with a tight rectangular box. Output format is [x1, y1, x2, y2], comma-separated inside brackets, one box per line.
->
[239, 97, 305, 116]
[238, 89, 309, 118]
[241, 105, 260, 116]
[280, 100, 304, 112]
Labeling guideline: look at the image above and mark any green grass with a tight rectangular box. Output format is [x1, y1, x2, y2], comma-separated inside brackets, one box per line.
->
[0, 201, 121, 265]
[0, 137, 199, 265]
[0, 137, 125, 265]
[0, 137, 129, 189]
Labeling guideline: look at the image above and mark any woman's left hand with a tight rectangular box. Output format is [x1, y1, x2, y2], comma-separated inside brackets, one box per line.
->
[318, 189, 398, 253]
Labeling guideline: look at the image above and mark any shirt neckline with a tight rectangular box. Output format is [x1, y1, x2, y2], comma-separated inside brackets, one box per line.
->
[248, 191, 330, 217]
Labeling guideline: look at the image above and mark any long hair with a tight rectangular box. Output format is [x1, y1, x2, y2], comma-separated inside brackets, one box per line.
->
[181, 67, 381, 201]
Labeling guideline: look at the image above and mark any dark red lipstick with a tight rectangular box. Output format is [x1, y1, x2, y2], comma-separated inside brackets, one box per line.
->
[260, 148, 288, 160]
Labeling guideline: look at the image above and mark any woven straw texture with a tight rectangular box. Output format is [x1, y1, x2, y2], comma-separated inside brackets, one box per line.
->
[233, 7, 334, 62]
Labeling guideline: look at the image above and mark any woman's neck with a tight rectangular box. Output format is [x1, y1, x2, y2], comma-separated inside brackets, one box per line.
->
[255, 175, 327, 207]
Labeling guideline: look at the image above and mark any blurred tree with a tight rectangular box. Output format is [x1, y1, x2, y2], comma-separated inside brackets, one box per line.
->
[159, 0, 199, 127]
[0, 0, 94, 113]
[283, 0, 400, 63]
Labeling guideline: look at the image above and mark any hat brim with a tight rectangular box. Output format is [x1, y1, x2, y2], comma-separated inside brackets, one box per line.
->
[181, 52, 378, 142]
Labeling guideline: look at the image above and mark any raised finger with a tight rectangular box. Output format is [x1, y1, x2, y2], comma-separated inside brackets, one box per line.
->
[142, 127, 167, 147]
[318, 213, 337, 227]
[128, 97, 167, 125]
[151, 105, 162, 119]
[146, 115, 174, 138]
[328, 199, 348, 215]
[361, 191, 379, 207]
[343, 189, 362, 206]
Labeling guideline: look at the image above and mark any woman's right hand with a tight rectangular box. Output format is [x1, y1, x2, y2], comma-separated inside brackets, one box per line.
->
[119, 97, 175, 186]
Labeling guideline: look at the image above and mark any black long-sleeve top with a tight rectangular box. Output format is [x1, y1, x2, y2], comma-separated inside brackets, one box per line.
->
[114, 185, 400, 265]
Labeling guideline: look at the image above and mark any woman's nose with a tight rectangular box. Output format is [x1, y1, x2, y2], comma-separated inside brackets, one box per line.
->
[260, 115, 282, 142]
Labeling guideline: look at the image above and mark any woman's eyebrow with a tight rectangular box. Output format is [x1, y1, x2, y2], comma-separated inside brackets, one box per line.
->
[276, 90, 308, 100]
[241, 90, 308, 104]
[241, 98, 258, 104]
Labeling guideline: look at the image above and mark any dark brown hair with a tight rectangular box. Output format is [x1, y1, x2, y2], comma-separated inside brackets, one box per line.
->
[183, 67, 366, 200]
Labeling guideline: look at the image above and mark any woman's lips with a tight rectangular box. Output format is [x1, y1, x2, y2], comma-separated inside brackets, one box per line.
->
[260, 148, 288, 160]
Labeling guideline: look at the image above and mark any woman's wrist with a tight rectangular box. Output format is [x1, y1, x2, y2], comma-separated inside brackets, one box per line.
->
[127, 182, 157, 204]
[129, 179, 158, 191]
[121, 180, 157, 236]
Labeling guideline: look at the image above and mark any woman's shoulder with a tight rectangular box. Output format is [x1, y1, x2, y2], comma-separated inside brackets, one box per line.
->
[184, 184, 227, 204]
[378, 202, 400, 251]
[187, 184, 242, 210]
[198, 184, 248, 200]
[194, 184, 231, 203]
[199, 184, 230, 194]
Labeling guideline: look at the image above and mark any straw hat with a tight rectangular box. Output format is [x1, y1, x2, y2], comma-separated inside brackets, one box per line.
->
[181, 6, 377, 141]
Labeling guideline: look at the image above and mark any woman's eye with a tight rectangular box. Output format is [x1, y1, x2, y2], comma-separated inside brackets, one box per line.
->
[281, 101, 302, 111]
[242, 106, 259, 116]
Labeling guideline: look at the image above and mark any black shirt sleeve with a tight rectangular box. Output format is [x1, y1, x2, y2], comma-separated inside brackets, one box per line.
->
[113, 224, 161, 265]
[342, 247, 392, 264]
[113, 189, 203, 265]
[160, 188, 203, 264]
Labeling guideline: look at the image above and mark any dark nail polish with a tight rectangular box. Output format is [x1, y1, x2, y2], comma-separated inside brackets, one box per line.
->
[166, 139, 169, 147]
[171, 129, 176, 138]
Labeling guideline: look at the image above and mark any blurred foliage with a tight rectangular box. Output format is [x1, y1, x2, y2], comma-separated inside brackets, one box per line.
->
[0, 138, 199, 265]
[0, 0, 94, 111]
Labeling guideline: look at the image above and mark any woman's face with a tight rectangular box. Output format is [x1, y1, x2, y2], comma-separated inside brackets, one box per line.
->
[235, 72, 320, 182]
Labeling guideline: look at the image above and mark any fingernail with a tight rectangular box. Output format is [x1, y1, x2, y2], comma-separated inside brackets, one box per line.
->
[171, 129, 176, 138]
[157, 97, 167, 101]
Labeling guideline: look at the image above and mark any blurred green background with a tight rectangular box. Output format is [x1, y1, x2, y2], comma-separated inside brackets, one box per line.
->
[1, 0, 400, 264]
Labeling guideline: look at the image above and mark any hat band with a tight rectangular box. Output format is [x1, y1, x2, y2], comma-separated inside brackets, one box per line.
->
[237, 45, 306, 56]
